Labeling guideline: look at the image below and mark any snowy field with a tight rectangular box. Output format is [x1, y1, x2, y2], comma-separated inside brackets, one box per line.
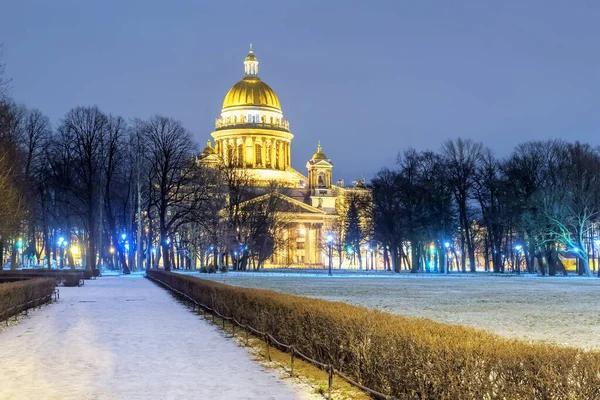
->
[196, 271, 600, 350]
[0, 275, 317, 400]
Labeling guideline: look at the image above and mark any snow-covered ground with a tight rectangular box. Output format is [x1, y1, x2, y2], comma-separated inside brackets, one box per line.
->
[196, 272, 600, 350]
[0, 274, 317, 400]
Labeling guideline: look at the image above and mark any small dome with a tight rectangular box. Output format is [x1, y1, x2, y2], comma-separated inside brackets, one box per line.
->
[201, 139, 216, 155]
[312, 142, 327, 160]
[222, 77, 281, 111]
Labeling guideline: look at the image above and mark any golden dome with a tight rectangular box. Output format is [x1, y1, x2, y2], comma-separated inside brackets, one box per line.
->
[222, 44, 281, 111]
[312, 142, 327, 160]
[222, 76, 281, 111]
[201, 139, 216, 155]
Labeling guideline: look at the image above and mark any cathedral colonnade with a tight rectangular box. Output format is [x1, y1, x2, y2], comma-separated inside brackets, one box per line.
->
[215, 137, 290, 170]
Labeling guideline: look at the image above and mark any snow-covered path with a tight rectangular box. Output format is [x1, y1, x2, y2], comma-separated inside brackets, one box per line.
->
[0, 275, 308, 400]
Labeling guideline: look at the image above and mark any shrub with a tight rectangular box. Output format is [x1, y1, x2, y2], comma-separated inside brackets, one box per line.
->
[80, 269, 93, 280]
[147, 270, 600, 400]
[0, 278, 55, 321]
[0, 270, 83, 287]
[199, 265, 217, 274]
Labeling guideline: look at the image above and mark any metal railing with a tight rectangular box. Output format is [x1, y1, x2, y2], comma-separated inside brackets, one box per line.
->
[1, 288, 59, 324]
[215, 119, 290, 132]
[146, 273, 400, 400]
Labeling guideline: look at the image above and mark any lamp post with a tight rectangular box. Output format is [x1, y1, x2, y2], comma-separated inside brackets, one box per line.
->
[573, 247, 580, 275]
[595, 239, 600, 277]
[444, 242, 450, 275]
[326, 234, 333, 276]
[515, 245, 523, 274]
[57, 237, 67, 268]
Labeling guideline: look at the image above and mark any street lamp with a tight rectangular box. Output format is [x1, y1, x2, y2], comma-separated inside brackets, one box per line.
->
[515, 245, 523, 274]
[326, 234, 333, 276]
[444, 242, 451, 274]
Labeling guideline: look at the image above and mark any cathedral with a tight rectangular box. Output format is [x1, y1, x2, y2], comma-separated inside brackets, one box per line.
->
[198, 45, 353, 267]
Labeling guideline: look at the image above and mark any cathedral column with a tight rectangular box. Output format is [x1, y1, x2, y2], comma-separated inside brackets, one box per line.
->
[278, 140, 284, 170]
[304, 223, 311, 265]
[315, 224, 321, 265]
[286, 142, 291, 168]
[241, 136, 247, 167]
[270, 139, 276, 169]
[223, 140, 229, 165]
[251, 137, 257, 168]
[233, 138, 240, 167]
[261, 138, 267, 168]
[275, 140, 280, 170]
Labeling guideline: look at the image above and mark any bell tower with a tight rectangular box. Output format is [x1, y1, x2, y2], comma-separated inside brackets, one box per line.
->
[306, 142, 336, 210]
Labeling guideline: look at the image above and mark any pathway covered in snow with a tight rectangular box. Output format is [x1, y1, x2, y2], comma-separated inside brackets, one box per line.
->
[0, 275, 309, 400]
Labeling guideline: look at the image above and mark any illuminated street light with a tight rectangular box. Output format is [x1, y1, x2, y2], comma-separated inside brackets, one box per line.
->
[514, 245, 523, 274]
[326, 234, 334, 276]
[121, 233, 126, 240]
[444, 242, 450, 248]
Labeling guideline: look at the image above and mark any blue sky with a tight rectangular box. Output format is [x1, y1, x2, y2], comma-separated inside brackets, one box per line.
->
[1, 0, 598, 182]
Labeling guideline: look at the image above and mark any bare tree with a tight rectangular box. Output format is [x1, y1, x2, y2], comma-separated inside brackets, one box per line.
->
[58, 106, 108, 270]
[442, 138, 483, 272]
[0, 43, 11, 100]
[142, 115, 198, 271]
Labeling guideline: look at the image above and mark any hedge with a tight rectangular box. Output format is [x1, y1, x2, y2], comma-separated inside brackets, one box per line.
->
[0, 278, 56, 321]
[0, 269, 84, 287]
[147, 270, 600, 400]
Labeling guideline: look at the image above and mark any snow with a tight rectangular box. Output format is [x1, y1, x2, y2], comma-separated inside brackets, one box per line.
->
[196, 272, 600, 350]
[0, 275, 317, 400]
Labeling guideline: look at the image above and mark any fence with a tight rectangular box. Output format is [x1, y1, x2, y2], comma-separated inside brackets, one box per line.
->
[146, 272, 399, 400]
[1, 284, 59, 323]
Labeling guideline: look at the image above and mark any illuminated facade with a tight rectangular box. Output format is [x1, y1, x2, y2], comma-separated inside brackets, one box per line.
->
[200, 45, 350, 267]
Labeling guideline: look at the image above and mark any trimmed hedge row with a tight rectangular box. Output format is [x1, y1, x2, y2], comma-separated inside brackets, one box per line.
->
[147, 270, 600, 400]
[0, 269, 84, 287]
[0, 278, 56, 321]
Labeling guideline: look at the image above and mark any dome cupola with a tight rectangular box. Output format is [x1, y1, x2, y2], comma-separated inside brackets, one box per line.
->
[312, 142, 328, 160]
[221, 44, 282, 112]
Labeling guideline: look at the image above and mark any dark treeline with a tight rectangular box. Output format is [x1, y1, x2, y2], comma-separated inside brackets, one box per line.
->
[371, 138, 600, 276]
[0, 102, 288, 272]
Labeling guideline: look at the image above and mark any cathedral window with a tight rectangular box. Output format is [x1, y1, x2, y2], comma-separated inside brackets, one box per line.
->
[255, 143, 262, 166]
[318, 172, 326, 188]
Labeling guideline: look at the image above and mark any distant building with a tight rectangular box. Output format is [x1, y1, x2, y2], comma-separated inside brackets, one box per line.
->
[199, 45, 367, 267]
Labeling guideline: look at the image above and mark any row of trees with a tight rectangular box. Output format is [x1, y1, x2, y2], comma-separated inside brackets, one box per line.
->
[0, 102, 292, 272]
[369, 138, 600, 276]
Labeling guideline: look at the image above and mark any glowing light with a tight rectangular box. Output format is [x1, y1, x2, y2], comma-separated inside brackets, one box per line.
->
[58, 237, 65, 245]
[515, 245, 523, 251]
[121, 233, 126, 240]
[109, 247, 115, 254]
[573, 247, 580, 253]
[151, 248, 156, 254]
[70, 246, 79, 255]
[326, 234, 333, 243]
[299, 228, 306, 235]
[124, 243, 130, 251]
[444, 242, 450, 248]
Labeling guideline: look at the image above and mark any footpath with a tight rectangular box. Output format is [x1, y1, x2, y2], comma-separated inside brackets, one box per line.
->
[0, 274, 310, 400]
